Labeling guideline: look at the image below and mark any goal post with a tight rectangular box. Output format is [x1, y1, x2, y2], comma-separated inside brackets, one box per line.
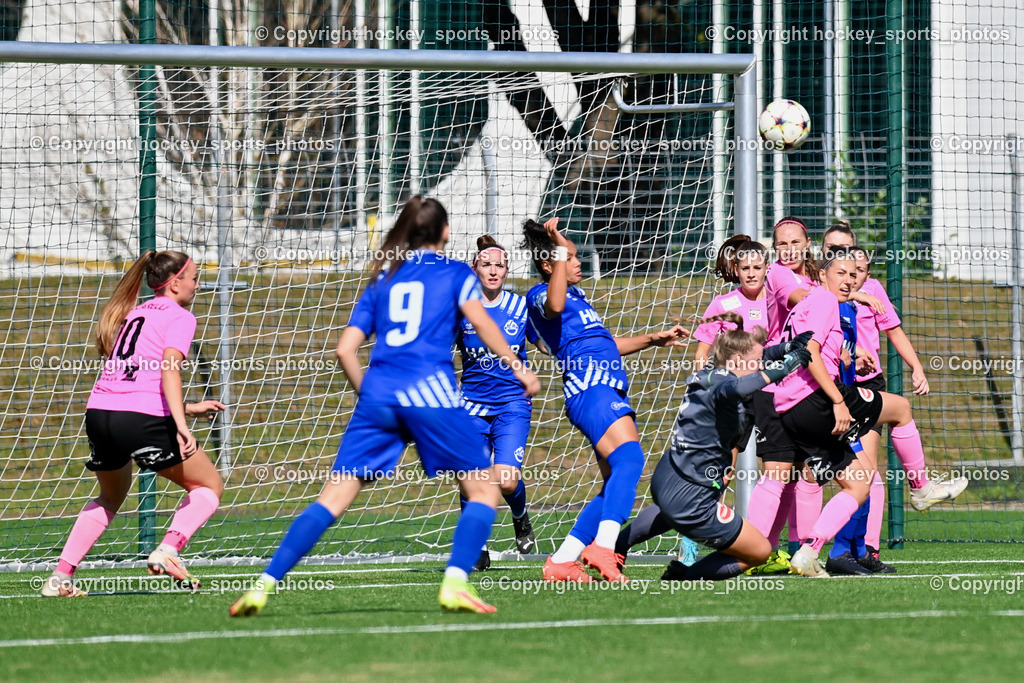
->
[0, 42, 758, 567]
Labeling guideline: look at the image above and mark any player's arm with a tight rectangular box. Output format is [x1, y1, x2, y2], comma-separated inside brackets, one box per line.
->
[615, 325, 690, 356]
[786, 287, 810, 308]
[336, 326, 368, 394]
[694, 341, 712, 369]
[849, 289, 886, 314]
[711, 348, 811, 403]
[462, 299, 540, 397]
[161, 347, 196, 456]
[542, 218, 570, 317]
[886, 325, 930, 395]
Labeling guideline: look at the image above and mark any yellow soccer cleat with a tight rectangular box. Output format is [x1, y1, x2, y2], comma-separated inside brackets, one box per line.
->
[438, 576, 496, 614]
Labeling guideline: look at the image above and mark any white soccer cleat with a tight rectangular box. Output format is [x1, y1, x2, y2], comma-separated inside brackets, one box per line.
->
[40, 573, 88, 597]
[910, 474, 969, 512]
[147, 548, 200, 588]
[789, 545, 830, 578]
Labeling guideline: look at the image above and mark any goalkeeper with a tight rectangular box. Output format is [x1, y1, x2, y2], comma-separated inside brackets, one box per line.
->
[615, 318, 812, 581]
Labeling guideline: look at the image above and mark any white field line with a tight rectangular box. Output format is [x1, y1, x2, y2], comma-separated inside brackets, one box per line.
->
[5, 610, 1023, 648]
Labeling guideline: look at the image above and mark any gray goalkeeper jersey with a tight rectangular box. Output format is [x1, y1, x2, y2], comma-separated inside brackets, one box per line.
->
[661, 367, 768, 490]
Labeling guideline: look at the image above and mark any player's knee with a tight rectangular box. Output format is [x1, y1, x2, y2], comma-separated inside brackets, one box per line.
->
[750, 536, 772, 565]
[606, 441, 645, 479]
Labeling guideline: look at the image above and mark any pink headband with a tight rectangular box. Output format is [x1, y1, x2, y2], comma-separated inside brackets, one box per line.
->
[154, 257, 192, 291]
[473, 246, 507, 267]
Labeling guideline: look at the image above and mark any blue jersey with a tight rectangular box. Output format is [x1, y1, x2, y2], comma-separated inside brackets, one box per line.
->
[838, 301, 858, 386]
[525, 282, 627, 400]
[456, 290, 529, 409]
[347, 251, 482, 406]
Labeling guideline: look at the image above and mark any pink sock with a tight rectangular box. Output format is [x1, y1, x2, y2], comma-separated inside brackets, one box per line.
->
[865, 472, 886, 550]
[57, 501, 116, 576]
[891, 420, 929, 490]
[771, 482, 795, 548]
[161, 487, 220, 551]
[746, 476, 785, 538]
[794, 478, 823, 543]
[807, 492, 860, 553]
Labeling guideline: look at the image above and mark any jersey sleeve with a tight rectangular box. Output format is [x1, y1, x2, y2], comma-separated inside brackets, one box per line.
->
[347, 283, 378, 336]
[864, 279, 901, 331]
[708, 367, 769, 403]
[164, 311, 197, 357]
[455, 265, 483, 308]
[693, 297, 726, 345]
[529, 286, 554, 320]
[768, 264, 808, 309]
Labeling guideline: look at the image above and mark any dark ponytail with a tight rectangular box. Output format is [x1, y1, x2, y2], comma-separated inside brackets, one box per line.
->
[520, 218, 555, 280]
[370, 196, 449, 279]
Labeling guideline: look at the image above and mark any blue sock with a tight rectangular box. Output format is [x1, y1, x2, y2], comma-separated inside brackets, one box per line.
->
[459, 494, 468, 513]
[602, 441, 645, 523]
[569, 492, 605, 546]
[852, 497, 870, 558]
[830, 512, 857, 559]
[503, 480, 528, 519]
[264, 502, 336, 581]
[448, 501, 496, 575]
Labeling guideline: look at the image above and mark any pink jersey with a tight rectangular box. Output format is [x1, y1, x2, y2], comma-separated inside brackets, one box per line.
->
[771, 286, 845, 413]
[855, 277, 902, 381]
[764, 262, 815, 345]
[693, 289, 768, 344]
[87, 297, 197, 416]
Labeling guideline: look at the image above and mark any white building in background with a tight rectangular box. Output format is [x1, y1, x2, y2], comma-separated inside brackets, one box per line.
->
[930, 1, 1023, 282]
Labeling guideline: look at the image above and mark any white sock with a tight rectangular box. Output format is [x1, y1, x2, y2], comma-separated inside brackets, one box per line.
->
[258, 572, 278, 591]
[156, 543, 179, 557]
[550, 536, 587, 563]
[444, 567, 469, 581]
[594, 521, 621, 549]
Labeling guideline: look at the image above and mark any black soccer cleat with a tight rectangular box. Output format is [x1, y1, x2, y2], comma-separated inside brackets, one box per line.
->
[660, 560, 689, 581]
[512, 513, 537, 554]
[474, 548, 491, 572]
[824, 551, 872, 576]
[858, 547, 897, 574]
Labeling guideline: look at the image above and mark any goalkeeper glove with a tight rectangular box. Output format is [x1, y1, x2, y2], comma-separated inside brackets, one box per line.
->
[763, 347, 812, 383]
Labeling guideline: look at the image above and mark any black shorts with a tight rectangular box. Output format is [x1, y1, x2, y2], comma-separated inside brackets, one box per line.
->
[650, 458, 743, 550]
[856, 374, 887, 434]
[752, 389, 800, 464]
[779, 384, 884, 484]
[85, 409, 183, 472]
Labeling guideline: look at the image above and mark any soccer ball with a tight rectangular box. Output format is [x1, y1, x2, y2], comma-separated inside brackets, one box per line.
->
[758, 99, 811, 151]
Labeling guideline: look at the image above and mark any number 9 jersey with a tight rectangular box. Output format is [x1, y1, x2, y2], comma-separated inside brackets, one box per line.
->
[347, 251, 483, 406]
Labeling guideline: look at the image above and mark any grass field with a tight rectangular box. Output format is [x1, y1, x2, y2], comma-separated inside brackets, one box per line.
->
[1, 543, 1023, 681]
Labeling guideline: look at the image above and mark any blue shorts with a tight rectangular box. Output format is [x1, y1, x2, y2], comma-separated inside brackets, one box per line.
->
[333, 401, 490, 479]
[465, 399, 532, 469]
[565, 385, 636, 448]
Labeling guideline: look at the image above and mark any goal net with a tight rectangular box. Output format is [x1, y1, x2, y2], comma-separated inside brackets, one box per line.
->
[0, 40, 757, 566]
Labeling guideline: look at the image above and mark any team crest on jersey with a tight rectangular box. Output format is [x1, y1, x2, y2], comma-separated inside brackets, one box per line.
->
[750, 309, 762, 320]
[717, 502, 735, 524]
[858, 388, 875, 402]
[504, 320, 519, 336]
